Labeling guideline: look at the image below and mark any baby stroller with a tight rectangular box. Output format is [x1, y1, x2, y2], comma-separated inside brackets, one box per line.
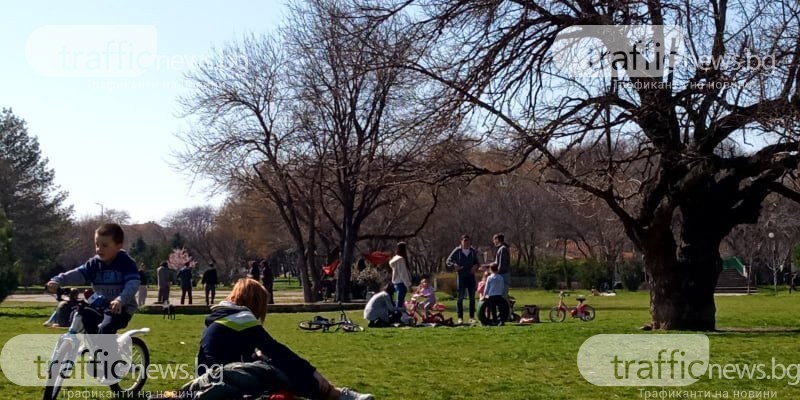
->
[318, 259, 339, 302]
[477, 296, 521, 326]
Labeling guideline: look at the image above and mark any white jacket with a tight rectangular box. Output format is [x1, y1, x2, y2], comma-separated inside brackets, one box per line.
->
[389, 255, 412, 288]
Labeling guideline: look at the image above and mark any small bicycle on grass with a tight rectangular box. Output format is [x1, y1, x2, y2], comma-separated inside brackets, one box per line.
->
[297, 303, 364, 332]
[404, 294, 453, 326]
[42, 288, 151, 399]
[549, 291, 595, 322]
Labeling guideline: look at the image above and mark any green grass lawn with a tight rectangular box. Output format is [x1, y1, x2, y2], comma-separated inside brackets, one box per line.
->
[2, 290, 799, 399]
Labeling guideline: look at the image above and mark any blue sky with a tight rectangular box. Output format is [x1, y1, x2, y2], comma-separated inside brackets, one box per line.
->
[0, 1, 287, 223]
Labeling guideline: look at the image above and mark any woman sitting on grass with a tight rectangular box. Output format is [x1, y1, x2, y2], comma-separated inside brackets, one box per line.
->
[192, 278, 374, 400]
[363, 283, 402, 327]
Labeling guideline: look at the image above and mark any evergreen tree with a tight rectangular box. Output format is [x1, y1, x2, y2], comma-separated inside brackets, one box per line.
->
[0, 208, 17, 302]
[0, 108, 72, 284]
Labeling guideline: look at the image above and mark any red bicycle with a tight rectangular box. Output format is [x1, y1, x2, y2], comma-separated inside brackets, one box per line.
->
[549, 291, 595, 322]
[404, 294, 453, 326]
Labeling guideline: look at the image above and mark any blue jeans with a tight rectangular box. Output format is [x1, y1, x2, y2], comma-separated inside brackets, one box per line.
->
[456, 275, 476, 319]
[500, 273, 511, 299]
[394, 282, 408, 309]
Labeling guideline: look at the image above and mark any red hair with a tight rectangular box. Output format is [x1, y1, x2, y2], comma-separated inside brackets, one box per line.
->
[226, 278, 268, 322]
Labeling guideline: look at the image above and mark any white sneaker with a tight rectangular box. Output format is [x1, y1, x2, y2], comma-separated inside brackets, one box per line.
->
[457, 318, 463, 324]
[339, 387, 375, 400]
[468, 318, 477, 324]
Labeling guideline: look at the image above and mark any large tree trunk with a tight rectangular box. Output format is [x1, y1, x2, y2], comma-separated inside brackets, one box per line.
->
[644, 208, 724, 331]
[336, 216, 356, 302]
[648, 252, 721, 330]
[296, 253, 314, 303]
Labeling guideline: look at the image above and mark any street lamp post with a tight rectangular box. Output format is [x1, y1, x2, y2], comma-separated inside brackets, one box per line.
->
[94, 202, 104, 220]
[768, 232, 777, 294]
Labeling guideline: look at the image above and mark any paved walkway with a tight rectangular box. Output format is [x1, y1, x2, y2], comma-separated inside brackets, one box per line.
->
[6, 288, 307, 305]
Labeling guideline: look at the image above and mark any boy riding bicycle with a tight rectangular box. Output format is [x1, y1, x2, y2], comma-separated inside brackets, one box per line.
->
[45, 223, 140, 334]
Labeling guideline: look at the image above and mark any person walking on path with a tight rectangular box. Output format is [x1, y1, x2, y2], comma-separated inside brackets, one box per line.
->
[137, 264, 149, 306]
[260, 260, 275, 305]
[248, 260, 261, 281]
[446, 234, 480, 324]
[388, 242, 412, 309]
[201, 263, 219, 306]
[156, 261, 171, 304]
[177, 261, 194, 305]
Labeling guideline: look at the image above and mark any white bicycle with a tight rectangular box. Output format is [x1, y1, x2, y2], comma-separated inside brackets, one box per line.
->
[42, 288, 151, 399]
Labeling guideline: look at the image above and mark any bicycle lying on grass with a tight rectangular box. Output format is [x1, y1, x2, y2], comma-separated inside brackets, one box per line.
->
[549, 291, 595, 322]
[297, 303, 364, 332]
[42, 288, 151, 399]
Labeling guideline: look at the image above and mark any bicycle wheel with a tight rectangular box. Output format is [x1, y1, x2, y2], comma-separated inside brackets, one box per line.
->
[110, 337, 150, 394]
[42, 340, 76, 400]
[580, 305, 596, 321]
[339, 322, 364, 332]
[430, 314, 445, 324]
[549, 307, 566, 322]
[298, 321, 324, 330]
[477, 301, 492, 325]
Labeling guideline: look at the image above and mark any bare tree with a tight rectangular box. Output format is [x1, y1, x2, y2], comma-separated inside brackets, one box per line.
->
[165, 206, 217, 265]
[374, 0, 800, 330]
[280, 0, 462, 300]
[178, 32, 328, 301]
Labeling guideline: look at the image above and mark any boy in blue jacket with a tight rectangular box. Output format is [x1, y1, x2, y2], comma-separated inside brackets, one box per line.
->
[46, 223, 140, 334]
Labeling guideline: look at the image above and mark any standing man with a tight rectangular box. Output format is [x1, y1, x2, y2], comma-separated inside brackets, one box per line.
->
[260, 260, 275, 304]
[137, 264, 149, 306]
[247, 260, 261, 281]
[446, 234, 481, 324]
[489, 233, 511, 300]
[201, 263, 219, 306]
[177, 261, 194, 305]
[156, 261, 171, 304]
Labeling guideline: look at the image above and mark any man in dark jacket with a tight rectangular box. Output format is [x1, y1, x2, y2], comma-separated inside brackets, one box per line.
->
[201, 263, 219, 306]
[446, 234, 481, 324]
[177, 262, 194, 305]
[260, 260, 274, 304]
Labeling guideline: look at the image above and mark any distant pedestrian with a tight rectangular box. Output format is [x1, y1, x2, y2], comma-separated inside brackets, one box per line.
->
[247, 260, 261, 281]
[177, 262, 194, 305]
[156, 261, 171, 304]
[137, 264, 149, 306]
[260, 260, 274, 304]
[201, 263, 219, 306]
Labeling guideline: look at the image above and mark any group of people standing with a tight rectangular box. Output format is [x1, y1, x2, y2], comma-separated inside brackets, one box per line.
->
[148, 261, 220, 306]
[131, 259, 277, 307]
[247, 259, 275, 304]
[447, 233, 510, 323]
[364, 233, 512, 326]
